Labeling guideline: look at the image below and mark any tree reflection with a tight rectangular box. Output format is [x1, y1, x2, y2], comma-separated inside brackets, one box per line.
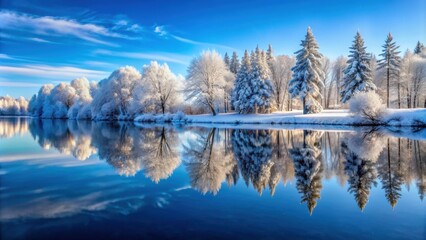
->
[138, 127, 180, 183]
[9, 117, 426, 210]
[341, 132, 378, 211]
[183, 128, 236, 195]
[0, 117, 29, 138]
[290, 130, 323, 215]
[232, 129, 275, 195]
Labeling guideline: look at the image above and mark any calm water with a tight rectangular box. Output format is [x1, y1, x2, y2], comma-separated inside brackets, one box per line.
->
[0, 118, 425, 239]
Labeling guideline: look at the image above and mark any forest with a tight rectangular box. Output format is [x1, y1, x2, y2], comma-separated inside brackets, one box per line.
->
[1, 29, 425, 122]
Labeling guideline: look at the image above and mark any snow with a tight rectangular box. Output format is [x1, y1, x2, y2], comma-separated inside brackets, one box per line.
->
[139, 108, 426, 127]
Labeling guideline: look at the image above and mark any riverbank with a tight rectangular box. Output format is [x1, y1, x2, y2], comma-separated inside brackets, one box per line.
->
[135, 108, 426, 127]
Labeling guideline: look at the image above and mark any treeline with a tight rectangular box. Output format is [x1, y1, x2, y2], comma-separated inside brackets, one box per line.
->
[0, 95, 29, 116]
[5, 28, 426, 119]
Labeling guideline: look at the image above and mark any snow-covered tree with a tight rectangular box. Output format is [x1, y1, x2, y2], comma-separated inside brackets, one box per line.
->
[289, 27, 325, 114]
[340, 32, 376, 103]
[229, 51, 240, 75]
[0, 96, 29, 116]
[247, 47, 274, 113]
[224, 52, 230, 69]
[331, 56, 347, 106]
[132, 61, 182, 114]
[185, 50, 229, 115]
[91, 66, 142, 120]
[377, 33, 401, 108]
[414, 41, 425, 54]
[270, 55, 295, 111]
[232, 50, 252, 113]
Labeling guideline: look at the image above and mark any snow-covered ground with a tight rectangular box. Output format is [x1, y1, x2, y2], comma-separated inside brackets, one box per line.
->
[135, 108, 426, 127]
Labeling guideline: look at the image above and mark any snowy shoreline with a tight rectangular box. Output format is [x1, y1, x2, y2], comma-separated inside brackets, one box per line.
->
[135, 109, 426, 127]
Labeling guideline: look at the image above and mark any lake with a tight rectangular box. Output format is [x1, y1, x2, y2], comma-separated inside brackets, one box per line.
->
[0, 118, 425, 239]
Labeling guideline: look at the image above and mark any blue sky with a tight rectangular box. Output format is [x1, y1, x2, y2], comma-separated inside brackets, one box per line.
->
[1, 0, 425, 98]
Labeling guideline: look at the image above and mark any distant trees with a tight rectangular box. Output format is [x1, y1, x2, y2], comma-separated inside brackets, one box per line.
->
[289, 27, 325, 114]
[270, 55, 295, 111]
[340, 32, 377, 103]
[377, 33, 401, 108]
[185, 50, 231, 115]
[0, 95, 29, 116]
[414, 41, 425, 55]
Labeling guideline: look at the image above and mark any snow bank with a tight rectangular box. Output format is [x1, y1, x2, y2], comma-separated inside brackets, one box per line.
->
[177, 109, 426, 127]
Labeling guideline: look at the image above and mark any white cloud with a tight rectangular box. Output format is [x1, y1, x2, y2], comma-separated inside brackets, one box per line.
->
[0, 64, 109, 80]
[94, 49, 191, 65]
[0, 54, 13, 59]
[154, 25, 167, 36]
[0, 10, 132, 46]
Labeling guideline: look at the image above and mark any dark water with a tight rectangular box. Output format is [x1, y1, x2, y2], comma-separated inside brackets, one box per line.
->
[0, 118, 425, 239]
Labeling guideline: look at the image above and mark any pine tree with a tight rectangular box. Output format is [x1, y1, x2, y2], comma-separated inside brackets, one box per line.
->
[248, 47, 273, 113]
[230, 52, 240, 75]
[289, 27, 325, 114]
[224, 52, 230, 69]
[266, 44, 274, 70]
[231, 50, 252, 113]
[414, 41, 425, 54]
[377, 33, 401, 108]
[340, 32, 376, 103]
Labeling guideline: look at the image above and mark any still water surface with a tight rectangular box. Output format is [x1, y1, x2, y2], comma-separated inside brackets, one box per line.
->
[0, 118, 425, 239]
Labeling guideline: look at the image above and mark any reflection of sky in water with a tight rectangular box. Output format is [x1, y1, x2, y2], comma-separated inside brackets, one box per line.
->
[0, 118, 425, 239]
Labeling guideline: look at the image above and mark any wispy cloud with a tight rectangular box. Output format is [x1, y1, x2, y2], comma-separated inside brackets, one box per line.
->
[0, 10, 135, 46]
[153, 25, 235, 51]
[94, 49, 191, 65]
[29, 37, 54, 43]
[0, 65, 109, 80]
[0, 81, 42, 88]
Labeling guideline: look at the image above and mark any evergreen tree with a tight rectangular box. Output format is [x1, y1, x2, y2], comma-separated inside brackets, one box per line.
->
[340, 32, 376, 103]
[248, 47, 273, 113]
[266, 44, 274, 69]
[231, 50, 252, 113]
[230, 52, 240, 75]
[224, 52, 231, 69]
[414, 41, 425, 54]
[289, 27, 325, 114]
[377, 33, 401, 108]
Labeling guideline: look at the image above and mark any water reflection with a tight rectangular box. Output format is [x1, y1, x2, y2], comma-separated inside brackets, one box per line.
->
[1, 118, 426, 211]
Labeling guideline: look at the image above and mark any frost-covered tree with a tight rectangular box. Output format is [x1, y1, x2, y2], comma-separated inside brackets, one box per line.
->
[30, 84, 54, 117]
[266, 44, 274, 70]
[289, 27, 325, 114]
[414, 41, 425, 54]
[270, 55, 295, 111]
[91, 66, 142, 120]
[185, 50, 229, 115]
[68, 77, 94, 119]
[42, 82, 76, 119]
[224, 52, 230, 69]
[232, 50, 252, 113]
[247, 47, 274, 113]
[229, 51, 240, 75]
[0, 96, 29, 116]
[331, 56, 347, 106]
[340, 32, 376, 103]
[377, 33, 401, 108]
[132, 61, 181, 114]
